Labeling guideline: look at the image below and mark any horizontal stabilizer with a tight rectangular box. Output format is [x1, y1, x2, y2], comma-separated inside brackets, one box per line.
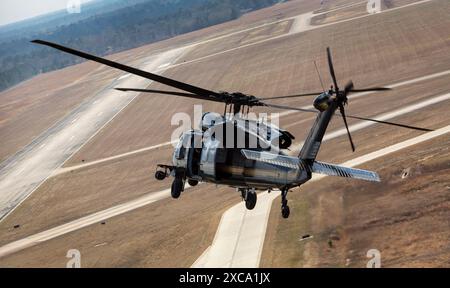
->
[241, 150, 380, 182]
[241, 150, 307, 170]
[312, 161, 380, 182]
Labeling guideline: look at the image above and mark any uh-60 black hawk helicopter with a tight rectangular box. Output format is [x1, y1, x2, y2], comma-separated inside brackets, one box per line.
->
[33, 40, 431, 218]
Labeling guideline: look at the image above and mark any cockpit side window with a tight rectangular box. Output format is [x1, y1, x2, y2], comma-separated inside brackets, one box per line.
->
[175, 133, 191, 160]
[175, 145, 186, 160]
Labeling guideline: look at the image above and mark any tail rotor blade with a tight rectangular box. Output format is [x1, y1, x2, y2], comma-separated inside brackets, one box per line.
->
[327, 47, 339, 92]
[339, 104, 356, 152]
[345, 114, 433, 132]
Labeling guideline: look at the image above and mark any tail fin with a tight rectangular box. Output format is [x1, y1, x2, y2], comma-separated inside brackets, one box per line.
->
[299, 103, 336, 161]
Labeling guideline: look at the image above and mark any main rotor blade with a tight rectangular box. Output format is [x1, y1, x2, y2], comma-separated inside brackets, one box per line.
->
[260, 102, 318, 113]
[348, 87, 391, 93]
[32, 40, 222, 100]
[345, 115, 433, 132]
[344, 80, 391, 94]
[339, 104, 356, 152]
[327, 47, 339, 92]
[115, 88, 223, 102]
[262, 92, 323, 100]
[260, 96, 432, 132]
[260, 100, 432, 132]
[344, 81, 354, 95]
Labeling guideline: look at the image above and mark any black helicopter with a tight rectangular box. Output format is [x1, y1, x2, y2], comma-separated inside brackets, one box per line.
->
[32, 40, 431, 218]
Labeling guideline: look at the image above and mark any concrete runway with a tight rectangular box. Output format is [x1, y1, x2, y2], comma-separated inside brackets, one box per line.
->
[0, 47, 189, 220]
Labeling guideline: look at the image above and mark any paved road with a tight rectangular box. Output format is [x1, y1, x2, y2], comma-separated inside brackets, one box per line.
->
[53, 140, 176, 177]
[0, 188, 172, 258]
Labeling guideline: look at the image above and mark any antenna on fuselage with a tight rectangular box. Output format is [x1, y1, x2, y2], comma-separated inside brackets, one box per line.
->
[314, 60, 326, 93]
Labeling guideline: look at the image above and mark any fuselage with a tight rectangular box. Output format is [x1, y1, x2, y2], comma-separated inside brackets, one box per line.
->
[172, 115, 310, 190]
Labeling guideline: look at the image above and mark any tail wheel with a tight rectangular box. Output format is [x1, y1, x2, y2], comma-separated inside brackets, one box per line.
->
[187, 179, 199, 187]
[279, 135, 292, 149]
[281, 205, 290, 219]
[171, 178, 184, 199]
[281, 188, 290, 219]
[245, 191, 257, 210]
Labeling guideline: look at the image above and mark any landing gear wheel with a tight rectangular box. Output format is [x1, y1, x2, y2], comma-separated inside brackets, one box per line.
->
[281, 188, 290, 219]
[188, 179, 199, 187]
[281, 205, 290, 219]
[171, 178, 184, 199]
[245, 191, 257, 210]
[155, 171, 166, 181]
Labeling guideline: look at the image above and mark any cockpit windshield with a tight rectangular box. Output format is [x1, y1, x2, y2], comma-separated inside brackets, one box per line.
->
[200, 112, 224, 131]
[175, 131, 203, 160]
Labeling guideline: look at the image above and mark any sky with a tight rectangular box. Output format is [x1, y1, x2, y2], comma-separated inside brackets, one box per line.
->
[0, 0, 94, 26]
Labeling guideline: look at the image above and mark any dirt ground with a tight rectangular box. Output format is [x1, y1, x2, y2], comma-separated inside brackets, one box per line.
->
[261, 134, 450, 268]
[0, 0, 449, 267]
[312, 2, 369, 26]
[311, 0, 424, 25]
[0, 145, 175, 246]
[0, 184, 240, 268]
[180, 19, 293, 62]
